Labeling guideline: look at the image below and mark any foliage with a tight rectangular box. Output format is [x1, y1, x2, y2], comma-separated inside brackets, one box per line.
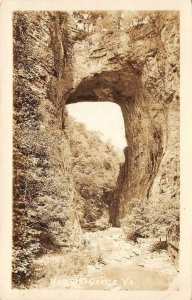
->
[13, 96, 81, 286]
[72, 11, 124, 33]
[64, 114, 121, 225]
[33, 247, 103, 287]
[146, 197, 179, 238]
[12, 11, 80, 287]
[121, 198, 149, 242]
[71, 11, 162, 35]
[121, 195, 179, 242]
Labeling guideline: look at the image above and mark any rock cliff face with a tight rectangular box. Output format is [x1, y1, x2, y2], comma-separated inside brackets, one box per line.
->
[67, 12, 180, 225]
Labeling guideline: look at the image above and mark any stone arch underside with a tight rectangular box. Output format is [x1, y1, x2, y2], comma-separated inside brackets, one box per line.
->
[65, 12, 179, 225]
[66, 69, 166, 226]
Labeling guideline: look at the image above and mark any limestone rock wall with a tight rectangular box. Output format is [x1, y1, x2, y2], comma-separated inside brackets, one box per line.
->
[67, 12, 179, 224]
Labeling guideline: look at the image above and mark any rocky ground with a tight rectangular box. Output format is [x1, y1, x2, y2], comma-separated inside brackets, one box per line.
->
[33, 227, 179, 291]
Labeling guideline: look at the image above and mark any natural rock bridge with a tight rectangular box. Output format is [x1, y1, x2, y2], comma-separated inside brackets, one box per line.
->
[13, 10, 179, 227]
[13, 11, 180, 287]
[65, 13, 179, 225]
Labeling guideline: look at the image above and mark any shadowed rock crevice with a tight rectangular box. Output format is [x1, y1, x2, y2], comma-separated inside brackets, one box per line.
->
[67, 68, 140, 105]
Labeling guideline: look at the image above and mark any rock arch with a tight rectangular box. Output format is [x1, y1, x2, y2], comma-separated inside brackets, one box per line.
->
[13, 10, 179, 227]
[66, 12, 179, 224]
[12, 11, 180, 285]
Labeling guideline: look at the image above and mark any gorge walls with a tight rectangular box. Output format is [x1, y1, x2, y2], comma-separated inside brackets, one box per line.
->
[13, 10, 179, 252]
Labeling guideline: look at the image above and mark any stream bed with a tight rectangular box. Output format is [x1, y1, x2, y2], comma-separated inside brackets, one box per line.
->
[34, 227, 179, 290]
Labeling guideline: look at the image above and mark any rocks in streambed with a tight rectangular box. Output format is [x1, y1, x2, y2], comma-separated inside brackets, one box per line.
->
[34, 228, 178, 290]
[84, 228, 177, 280]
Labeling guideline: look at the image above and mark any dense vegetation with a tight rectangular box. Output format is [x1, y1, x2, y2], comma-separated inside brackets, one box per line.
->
[13, 98, 75, 286]
[121, 196, 179, 241]
[12, 11, 77, 287]
[64, 113, 122, 227]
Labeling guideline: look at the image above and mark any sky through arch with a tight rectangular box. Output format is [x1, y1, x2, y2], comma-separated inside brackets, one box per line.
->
[67, 102, 127, 151]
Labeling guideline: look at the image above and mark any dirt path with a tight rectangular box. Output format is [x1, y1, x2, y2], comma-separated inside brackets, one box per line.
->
[47, 227, 178, 290]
